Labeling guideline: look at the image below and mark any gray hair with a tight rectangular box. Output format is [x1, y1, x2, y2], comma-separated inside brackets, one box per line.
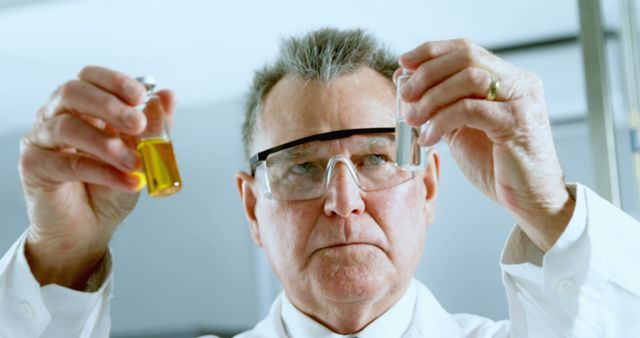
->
[242, 27, 399, 161]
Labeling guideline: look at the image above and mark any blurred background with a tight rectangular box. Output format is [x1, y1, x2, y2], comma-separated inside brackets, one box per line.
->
[1, 0, 638, 337]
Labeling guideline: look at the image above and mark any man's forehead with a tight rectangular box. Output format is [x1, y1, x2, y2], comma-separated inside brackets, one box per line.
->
[255, 67, 397, 153]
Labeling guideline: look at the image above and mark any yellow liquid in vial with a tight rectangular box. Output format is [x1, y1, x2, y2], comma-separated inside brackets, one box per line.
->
[137, 138, 182, 197]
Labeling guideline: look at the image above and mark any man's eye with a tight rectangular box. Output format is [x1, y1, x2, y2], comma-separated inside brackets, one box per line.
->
[363, 154, 388, 166]
[290, 162, 317, 175]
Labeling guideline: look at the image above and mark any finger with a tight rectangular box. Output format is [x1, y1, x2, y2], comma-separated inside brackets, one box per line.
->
[419, 99, 513, 147]
[155, 89, 176, 114]
[140, 96, 169, 136]
[392, 67, 405, 85]
[29, 113, 141, 172]
[407, 67, 493, 126]
[399, 38, 473, 70]
[78, 65, 146, 106]
[155, 89, 176, 129]
[80, 115, 119, 137]
[401, 47, 491, 102]
[20, 143, 140, 193]
[54, 80, 146, 134]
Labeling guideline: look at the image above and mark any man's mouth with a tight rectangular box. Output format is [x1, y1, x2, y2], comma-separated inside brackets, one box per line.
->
[324, 242, 370, 249]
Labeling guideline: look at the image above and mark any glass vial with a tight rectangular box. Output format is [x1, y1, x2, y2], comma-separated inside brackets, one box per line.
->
[135, 76, 182, 197]
[395, 69, 424, 170]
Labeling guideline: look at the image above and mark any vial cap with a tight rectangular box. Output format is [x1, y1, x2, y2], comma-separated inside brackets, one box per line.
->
[135, 75, 156, 93]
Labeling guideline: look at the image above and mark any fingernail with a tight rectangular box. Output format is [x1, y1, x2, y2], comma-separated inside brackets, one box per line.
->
[128, 171, 146, 192]
[419, 123, 433, 146]
[419, 130, 428, 146]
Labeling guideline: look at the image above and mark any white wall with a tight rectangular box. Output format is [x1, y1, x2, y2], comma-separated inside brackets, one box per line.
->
[0, 98, 260, 334]
[108, 98, 258, 333]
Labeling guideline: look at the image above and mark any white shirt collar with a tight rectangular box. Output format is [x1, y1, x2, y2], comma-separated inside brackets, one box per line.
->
[281, 280, 417, 338]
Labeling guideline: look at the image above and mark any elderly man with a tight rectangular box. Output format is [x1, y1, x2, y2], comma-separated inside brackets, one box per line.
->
[1, 28, 639, 337]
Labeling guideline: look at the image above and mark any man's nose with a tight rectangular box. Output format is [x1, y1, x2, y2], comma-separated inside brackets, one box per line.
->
[323, 162, 365, 217]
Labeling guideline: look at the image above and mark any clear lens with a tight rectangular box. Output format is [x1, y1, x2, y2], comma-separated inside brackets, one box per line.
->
[257, 135, 418, 201]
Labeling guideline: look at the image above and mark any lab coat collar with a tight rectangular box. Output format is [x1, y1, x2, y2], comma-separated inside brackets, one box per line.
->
[238, 278, 462, 337]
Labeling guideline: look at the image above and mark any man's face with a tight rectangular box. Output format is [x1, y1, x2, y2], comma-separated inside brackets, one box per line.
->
[237, 67, 439, 310]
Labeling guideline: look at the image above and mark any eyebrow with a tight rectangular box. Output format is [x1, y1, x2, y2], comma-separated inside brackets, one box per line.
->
[280, 144, 320, 160]
[362, 134, 395, 149]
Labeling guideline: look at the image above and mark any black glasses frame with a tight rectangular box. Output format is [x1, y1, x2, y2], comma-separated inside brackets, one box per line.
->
[249, 127, 395, 176]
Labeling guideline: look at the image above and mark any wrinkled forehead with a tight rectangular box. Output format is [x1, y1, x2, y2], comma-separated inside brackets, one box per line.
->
[255, 67, 396, 154]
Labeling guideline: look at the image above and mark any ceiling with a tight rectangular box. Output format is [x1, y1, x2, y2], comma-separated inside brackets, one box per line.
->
[0, 0, 618, 134]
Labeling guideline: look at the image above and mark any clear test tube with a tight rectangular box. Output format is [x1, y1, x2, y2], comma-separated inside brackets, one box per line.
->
[395, 69, 425, 170]
[134, 76, 182, 197]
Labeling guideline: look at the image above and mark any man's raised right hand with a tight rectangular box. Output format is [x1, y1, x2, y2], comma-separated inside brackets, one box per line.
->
[18, 66, 175, 289]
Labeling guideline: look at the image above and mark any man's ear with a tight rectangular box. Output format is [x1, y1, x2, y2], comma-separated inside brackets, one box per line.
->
[236, 171, 262, 247]
[423, 148, 440, 202]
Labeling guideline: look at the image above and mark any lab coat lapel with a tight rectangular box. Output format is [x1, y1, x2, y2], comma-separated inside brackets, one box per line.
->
[403, 280, 462, 338]
[235, 294, 288, 337]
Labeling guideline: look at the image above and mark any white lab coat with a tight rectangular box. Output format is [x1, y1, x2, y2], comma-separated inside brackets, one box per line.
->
[1, 183, 639, 338]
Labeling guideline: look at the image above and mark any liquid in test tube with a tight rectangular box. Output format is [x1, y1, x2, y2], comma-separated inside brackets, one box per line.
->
[395, 69, 423, 170]
[135, 76, 182, 197]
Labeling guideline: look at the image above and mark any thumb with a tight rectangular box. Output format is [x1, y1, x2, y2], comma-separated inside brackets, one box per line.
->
[155, 89, 177, 129]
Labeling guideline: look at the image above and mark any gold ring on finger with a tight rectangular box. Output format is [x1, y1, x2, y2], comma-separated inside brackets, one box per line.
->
[485, 74, 500, 101]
